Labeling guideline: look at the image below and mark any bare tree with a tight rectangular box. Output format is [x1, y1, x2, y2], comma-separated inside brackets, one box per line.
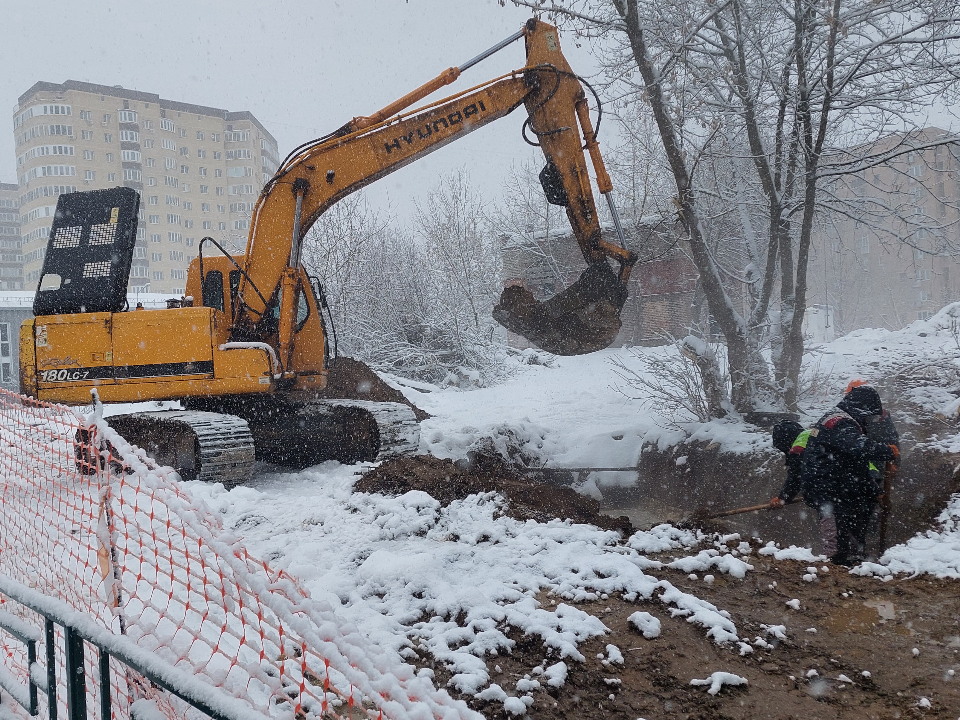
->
[512, 0, 960, 411]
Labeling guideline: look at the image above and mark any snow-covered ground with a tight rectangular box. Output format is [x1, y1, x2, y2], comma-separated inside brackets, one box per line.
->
[174, 304, 960, 713]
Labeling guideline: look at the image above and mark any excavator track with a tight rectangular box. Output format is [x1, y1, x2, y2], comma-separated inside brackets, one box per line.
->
[106, 411, 256, 487]
[180, 395, 422, 473]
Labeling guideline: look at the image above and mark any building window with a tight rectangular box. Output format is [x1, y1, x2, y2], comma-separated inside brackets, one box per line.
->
[216, 187, 224, 196]
[919, 311, 933, 320]
[202, 220, 212, 230]
[0, 323, 10, 360]
[121, 150, 141, 162]
[914, 248, 924, 262]
[83, 150, 94, 160]
[217, 204, 225, 213]
[215, 169, 223, 178]
[196, 131, 204, 140]
[120, 130, 140, 142]
[149, 196, 159, 205]
[133, 246, 147, 259]
[857, 236, 869, 254]
[179, 128, 187, 138]
[142, 119, 153, 130]
[118, 110, 137, 123]
[179, 147, 189, 157]
[150, 233, 161, 243]
[168, 232, 182, 243]
[197, 149, 206, 159]
[201, 203, 210, 212]
[183, 201, 192, 210]
[145, 158, 155, 167]
[184, 219, 193, 229]
[147, 177, 157, 186]
[149, 215, 160, 224]
[200, 185, 208, 194]
[85, 170, 95, 181]
[80, 111, 92, 121]
[123, 169, 141, 182]
[107, 173, 116, 182]
[211, 133, 220, 142]
[219, 222, 226, 231]
[105, 153, 114, 163]
[167, 214, 181, 224]
[182, 184, 190, 193]
[161, 139, 177, 151]
[181, 165, 189, 174]
[169, 250, 185, 262]
[104, 133, 112, 143]
[143, 139, 154, 149]
[102, 113, 111, 124]
[199, 167, 207, 177]
[213, 151, 222, 160]
[81, 130, 93, 140]
[151, 252, 162, 261]
[160, 119, 175, 132]
[152, 271, 164, 281]
[165, 157, 176, 170]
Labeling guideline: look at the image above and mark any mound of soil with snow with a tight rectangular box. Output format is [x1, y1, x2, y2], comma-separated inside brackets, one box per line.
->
[319, 357, 429, 420]
[357, 454, 632, 534]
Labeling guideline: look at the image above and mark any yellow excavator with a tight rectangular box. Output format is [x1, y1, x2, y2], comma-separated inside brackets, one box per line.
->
[19, 18, 637, 485]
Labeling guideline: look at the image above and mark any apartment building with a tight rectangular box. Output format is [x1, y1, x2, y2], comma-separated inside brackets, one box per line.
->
[807, 127, 960, 332]
[0, 183, 23, 291]
[13, 81, 280, 295]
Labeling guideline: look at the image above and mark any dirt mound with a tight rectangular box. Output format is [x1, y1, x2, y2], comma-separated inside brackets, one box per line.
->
[319, 356, 429, 421]
[356, 454, 632, 534]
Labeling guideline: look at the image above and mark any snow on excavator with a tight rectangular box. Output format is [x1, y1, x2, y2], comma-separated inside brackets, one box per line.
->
[19, 18, 637, 486]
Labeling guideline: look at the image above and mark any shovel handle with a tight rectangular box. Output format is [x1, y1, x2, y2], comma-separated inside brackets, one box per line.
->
[707, 498, 799, 520]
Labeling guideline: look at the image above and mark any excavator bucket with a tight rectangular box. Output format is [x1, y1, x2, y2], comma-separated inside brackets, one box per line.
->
[493, 261, 627, 356]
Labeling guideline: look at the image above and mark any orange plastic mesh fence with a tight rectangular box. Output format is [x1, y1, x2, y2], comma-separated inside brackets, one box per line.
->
[0, 389, 473, 720]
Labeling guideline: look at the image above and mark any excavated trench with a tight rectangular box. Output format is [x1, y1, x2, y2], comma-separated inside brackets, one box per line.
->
[599, 390, 960, 554]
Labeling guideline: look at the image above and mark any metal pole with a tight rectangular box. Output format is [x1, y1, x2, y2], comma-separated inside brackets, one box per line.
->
[98, 651, 110, 720]
[458, 29, 526, 73]
[45, 619, 57, 720]
[604, 192, 628, 250]
[64, 628, 85, 720]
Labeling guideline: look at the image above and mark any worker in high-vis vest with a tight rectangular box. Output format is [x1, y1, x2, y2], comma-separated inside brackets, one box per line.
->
[770, 385, 899, 566]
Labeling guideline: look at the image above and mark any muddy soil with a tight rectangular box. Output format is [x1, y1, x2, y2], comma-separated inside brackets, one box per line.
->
[416, 549, 960, 719]
[321, 357, 429, 421]
[357, 454, 632, 533]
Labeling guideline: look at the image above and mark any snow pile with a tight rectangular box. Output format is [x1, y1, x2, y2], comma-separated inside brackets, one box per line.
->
[853, 493, 960, 580]
[628, 611, 661, 639]
[187, 468, 759, 699]
[690, 671, 748, 695]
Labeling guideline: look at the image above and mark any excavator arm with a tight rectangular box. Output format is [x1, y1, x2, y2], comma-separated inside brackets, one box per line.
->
[235, 18, 636, 360]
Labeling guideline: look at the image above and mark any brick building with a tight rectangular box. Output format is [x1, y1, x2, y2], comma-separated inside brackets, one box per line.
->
[501, 219, 699, 347]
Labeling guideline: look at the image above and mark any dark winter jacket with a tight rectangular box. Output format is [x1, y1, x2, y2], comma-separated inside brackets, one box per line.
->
[777, 426, 811, 504]
[799, 406, 896, 508]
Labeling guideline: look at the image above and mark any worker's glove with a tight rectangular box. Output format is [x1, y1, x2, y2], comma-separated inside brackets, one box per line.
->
[888, 444, 900, 460]
[769, 496, 785, 508]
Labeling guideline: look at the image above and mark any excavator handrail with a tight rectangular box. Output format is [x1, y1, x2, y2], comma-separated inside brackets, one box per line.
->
[197, 236, 269, 324]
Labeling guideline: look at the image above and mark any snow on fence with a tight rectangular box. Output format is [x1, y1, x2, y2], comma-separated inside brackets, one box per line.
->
[0, 389, 476, 720]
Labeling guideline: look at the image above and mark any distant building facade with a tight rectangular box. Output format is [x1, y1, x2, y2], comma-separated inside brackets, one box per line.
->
[12, 81, 280, 296]
[502, 220, 699, 347]
[808, 127, 960, 331]
[0, 183, 23, 291]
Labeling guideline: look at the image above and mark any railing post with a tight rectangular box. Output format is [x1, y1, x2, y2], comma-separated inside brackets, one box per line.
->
[63, 627, 85, 720]
[98, 651, 110, 720]
[26, 637, 38, 716]
[44, 619, 57, 720]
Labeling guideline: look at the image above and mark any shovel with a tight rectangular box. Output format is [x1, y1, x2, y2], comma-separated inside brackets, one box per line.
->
[679, 498, 799, 529]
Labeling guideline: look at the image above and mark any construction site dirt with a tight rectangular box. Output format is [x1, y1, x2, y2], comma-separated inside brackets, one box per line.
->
[407, 544, 960, 719]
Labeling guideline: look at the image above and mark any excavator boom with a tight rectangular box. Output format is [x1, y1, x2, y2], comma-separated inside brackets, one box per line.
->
[236, 18, 636, 356]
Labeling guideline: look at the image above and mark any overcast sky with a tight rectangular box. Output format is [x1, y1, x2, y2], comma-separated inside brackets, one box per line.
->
[4, 0, 601, 219]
